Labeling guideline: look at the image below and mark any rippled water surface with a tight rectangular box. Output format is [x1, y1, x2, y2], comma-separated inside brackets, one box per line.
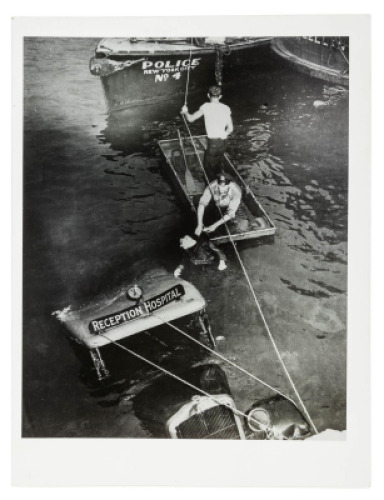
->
[23, 38, 348, 437]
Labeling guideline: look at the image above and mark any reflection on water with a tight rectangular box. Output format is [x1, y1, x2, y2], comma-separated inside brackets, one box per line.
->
[23, 38, 348, 438]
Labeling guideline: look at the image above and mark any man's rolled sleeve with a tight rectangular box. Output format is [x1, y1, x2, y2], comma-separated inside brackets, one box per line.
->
[199, 185, 213, 207]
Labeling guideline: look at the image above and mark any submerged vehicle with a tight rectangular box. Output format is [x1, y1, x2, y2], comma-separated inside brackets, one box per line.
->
[89, 37, 272, 113]
[158, 135, 276, 244]
[246, 395, 312, 440]
[271, 37, 349, 87]
[132, 363, 245, 439]
[130, 362, 311, 440]
[54, 270, 215, 380]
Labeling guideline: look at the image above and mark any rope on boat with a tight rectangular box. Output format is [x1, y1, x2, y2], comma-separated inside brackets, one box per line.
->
[184, 42, 193, 106]
[215, 46, 224, 86]
[337, 45, 349, 65]
[180, 115, 318, 435]
[152, 312, 297, 406]
[97, 332, 267, 432]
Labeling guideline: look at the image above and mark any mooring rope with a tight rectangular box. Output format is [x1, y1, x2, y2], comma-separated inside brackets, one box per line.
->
[214, 45, 224, 86]
[97, 332, 267, 432]
[151, 312, 296, 405]
[338, 45, 349, 65]
[184, 41, 193, 106]
[180, 115, 318, 434]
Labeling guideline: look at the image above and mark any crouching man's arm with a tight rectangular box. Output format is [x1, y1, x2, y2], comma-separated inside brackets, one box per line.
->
[195, 186, 213, 235]
[204, 212, 233, 233]
[195, 203, 206, 236]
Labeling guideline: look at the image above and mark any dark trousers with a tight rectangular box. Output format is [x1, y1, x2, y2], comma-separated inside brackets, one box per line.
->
[204, 138, 227, 180]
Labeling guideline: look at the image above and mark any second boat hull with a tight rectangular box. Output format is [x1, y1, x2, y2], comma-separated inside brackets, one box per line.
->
[271, 37, 349, 87]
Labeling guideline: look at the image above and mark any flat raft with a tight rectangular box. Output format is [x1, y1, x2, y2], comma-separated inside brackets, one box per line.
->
[158, 135, 276, 244]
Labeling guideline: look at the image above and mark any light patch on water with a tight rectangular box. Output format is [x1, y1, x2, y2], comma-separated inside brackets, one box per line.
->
[280, 351, 301, 371]
[303, 301, 344, 334]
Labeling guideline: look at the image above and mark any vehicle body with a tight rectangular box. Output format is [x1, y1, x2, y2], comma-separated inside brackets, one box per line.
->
[246, 395, 312, 440]
[89, 37, 273, 113]
[54, 271, 215, 380]
[158, 135, 276, 244]
[271, 37, 349, 87]
[130, 363, 311, 440]
[131, 363, 246, 439]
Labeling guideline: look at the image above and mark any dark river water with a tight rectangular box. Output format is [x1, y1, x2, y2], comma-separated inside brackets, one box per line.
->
[23, 38, 348, 437]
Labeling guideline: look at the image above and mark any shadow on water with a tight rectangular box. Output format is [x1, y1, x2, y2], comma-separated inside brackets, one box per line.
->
[70, 324, 211, 406]
[101, 91, 209, 153]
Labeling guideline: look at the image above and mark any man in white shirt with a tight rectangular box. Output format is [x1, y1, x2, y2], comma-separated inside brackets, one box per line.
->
[181, 85, 233, 179]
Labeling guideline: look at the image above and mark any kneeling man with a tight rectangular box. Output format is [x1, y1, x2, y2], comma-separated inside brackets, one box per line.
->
[195, 173, 242, 236]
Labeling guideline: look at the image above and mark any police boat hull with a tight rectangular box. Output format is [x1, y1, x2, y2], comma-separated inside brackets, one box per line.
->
[89, 37, 272, 114]
[158, 135, 276, 244]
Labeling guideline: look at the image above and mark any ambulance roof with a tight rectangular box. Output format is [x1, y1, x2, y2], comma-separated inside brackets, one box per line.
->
[55, 274, 206, 350]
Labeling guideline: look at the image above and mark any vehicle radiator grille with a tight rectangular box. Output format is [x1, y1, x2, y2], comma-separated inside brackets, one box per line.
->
[176, 405, 241, 439]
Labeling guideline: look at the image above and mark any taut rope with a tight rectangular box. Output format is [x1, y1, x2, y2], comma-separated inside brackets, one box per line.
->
[181, 115, 318, 434]
[98, 333, 269, 433]
[184, 41, 193, 106]
[152, 312, 296, 405]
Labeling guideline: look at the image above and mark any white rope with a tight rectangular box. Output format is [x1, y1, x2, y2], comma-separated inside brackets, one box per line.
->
[338, 45, 349, 65]
[181, 116, 318, 434]
[97, 333, 267, 432]
[152, 312, 297, 406]
[184, 42, 193, 106]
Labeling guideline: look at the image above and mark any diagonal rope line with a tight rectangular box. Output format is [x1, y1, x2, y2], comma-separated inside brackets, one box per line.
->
[97, 332, 267, 432]
[338, 45, 349, 65]
[184, 41, 193, 106]
[180, 116, 318, 434]
[151, 312, 297, 406]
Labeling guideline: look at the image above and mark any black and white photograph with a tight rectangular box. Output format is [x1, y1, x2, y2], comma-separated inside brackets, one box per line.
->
[12, 15, 371, 487]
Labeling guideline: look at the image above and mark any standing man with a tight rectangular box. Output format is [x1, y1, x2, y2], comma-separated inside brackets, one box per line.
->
[181, 85, 233, 179]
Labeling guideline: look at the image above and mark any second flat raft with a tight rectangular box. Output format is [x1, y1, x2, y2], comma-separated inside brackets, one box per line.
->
[158, 135, 276, 244]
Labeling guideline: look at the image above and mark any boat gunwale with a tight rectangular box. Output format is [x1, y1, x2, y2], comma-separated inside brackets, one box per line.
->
[95, 38, 273, 58]
[271, 37, 349, 86]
